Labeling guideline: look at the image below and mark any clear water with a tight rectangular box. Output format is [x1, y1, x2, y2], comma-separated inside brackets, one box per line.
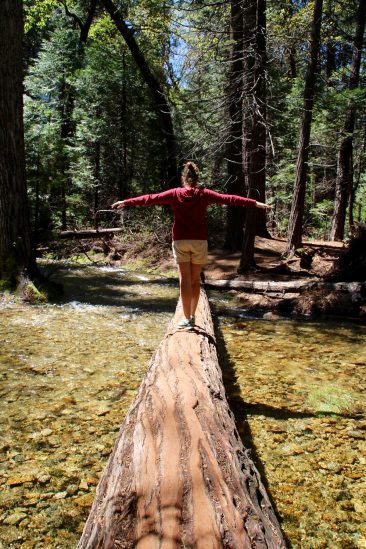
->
[215, 312, 366, 549]
[0, 264, 365, 548]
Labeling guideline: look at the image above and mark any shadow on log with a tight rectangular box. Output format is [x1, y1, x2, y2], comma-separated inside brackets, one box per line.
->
[78, 289, 286, 548]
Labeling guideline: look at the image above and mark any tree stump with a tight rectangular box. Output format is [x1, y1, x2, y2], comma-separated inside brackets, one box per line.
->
[78, 289, 286, 548]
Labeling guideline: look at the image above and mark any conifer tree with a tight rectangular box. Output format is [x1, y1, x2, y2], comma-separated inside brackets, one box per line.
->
[0, 0, 34, 287]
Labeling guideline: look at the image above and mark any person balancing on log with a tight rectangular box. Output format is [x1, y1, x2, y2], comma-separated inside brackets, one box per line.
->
[112, 161, 272, 329]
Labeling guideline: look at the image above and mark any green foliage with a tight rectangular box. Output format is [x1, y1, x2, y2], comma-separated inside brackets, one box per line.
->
[24, 0, 60, 33]
[24, 4, 169, 237]
[308, 200, 334, 239]
[169, 0, 230, 171]
[24, 12, 80, 234]
[22, 0, 366, 245]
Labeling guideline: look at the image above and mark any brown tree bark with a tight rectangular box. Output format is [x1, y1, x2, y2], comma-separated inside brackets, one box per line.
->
[330, 0, 366, 241]
[224, 0, 246, 250]
[286, 0, 323, 254]
[239, 0, 269, 272]
[78, 289, 286, 549]
[251, 0, 269, 238]
[225, 0, 269, 252]
[238, 0, 257, 272]
[101, 0, 178, 188]
[0, 0, 34, 286]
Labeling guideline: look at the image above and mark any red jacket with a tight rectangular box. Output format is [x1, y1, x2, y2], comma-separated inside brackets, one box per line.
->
[123, 186, 257, 241]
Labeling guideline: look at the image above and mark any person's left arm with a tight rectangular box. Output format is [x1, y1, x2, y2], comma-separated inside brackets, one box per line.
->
[255, 201, 272, 210]
[204, 189, 272, 209]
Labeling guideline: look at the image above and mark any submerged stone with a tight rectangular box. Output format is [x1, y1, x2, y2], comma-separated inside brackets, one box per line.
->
[6, 475, 36, 486]
[4, 512, 27, 525]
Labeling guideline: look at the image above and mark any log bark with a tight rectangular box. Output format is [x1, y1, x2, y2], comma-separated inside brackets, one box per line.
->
[205, 278, 364, 295]
[59, 228, 124, 239]
[78, 289, 286, 549]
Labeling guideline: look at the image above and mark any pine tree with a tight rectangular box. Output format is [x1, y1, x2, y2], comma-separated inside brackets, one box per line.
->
[0, 0, 34, 287]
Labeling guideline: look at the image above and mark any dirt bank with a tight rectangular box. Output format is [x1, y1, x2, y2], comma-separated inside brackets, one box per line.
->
[204, 237, 365, 320]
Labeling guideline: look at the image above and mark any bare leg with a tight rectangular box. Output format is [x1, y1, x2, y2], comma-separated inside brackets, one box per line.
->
[178, 262, 192, 320]
[190, 263, 203, 317]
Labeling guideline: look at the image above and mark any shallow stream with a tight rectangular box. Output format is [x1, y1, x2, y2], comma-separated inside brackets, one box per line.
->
[0, 264, 365, 548]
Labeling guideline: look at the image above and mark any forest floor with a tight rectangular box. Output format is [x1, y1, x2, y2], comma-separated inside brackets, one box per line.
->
[205, 236, 345, 280]
[201, 237, 364, 319]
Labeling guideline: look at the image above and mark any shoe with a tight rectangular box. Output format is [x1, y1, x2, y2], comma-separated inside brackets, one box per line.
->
[178, 318, 194, 329]
[189, 315, 195, 326]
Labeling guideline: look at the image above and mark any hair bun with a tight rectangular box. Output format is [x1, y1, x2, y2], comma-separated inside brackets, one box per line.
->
[182, 161, 199, 187]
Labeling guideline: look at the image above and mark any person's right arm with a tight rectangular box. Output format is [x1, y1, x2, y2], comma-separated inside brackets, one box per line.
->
[111, 189, 175, 209]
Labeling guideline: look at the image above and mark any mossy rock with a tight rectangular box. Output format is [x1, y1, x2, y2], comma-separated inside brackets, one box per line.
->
[17, 278, 47, 303]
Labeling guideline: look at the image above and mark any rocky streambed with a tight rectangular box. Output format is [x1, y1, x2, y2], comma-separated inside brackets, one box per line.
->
[0, 264, 365, 548]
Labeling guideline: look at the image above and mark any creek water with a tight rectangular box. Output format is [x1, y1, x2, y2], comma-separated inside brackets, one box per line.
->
[0, 263, 365, 548]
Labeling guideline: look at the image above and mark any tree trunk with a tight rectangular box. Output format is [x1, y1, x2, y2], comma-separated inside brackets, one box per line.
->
[252, 0, 269, 237]
[0, 0, 33, 286]
[34, 152, 41, 246]
[352, 125, 366, 225]
[239, 0, 269, 271]
[238, 207, 257, 272]
[286, 0, 323, 254]
[101, 0, 178, 188]
[78, 289, 286, 549]
[330, 0, 366, 241]
[224, 0, 246, 250]
[226, 0, 269, 252]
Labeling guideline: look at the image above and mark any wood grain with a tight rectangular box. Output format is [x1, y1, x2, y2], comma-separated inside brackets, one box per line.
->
[78, 288, 286, 548]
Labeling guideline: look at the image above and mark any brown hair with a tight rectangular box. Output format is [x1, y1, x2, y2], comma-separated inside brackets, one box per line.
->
[181, 161, 199, 187]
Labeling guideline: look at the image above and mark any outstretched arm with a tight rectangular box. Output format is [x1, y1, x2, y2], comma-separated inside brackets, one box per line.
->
[255, 201, 272, 210]
[111, 189, 175, 209]
[111, 200, 125, 209]
[204, 189, 272, 209]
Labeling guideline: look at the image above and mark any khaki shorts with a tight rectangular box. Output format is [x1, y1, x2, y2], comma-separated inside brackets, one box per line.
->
[172, 240, 208, 265]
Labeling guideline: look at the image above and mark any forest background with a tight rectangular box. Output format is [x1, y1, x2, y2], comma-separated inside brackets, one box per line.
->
[1, 0, 365, 287]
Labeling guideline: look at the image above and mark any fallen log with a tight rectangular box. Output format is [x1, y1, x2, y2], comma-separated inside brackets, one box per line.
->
[78, 288, 286, 549]
[59, 228, 124, 239]
[205, 278, 364, 295]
